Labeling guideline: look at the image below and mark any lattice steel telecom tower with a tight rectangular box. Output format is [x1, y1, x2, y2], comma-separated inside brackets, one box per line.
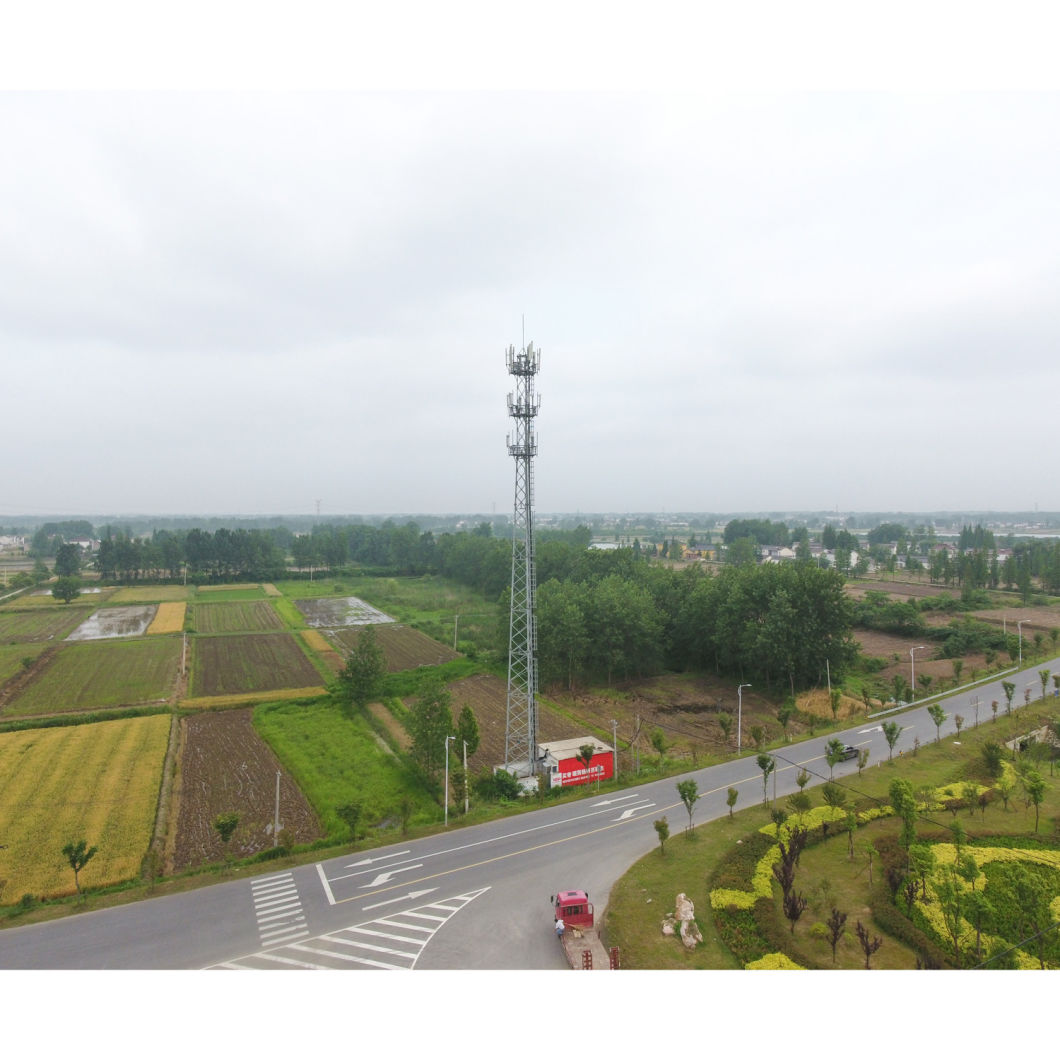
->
[503, 338, 541, 779]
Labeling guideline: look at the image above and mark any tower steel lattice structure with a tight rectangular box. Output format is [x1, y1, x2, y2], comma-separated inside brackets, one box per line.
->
[504, 339, 541, 778]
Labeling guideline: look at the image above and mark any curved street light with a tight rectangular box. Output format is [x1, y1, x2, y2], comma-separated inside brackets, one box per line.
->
[737, 684, 751, 752]
[910, 645, 927, 700]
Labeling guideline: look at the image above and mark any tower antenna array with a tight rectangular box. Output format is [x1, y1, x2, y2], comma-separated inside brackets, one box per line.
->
[504, 337, 541, 780]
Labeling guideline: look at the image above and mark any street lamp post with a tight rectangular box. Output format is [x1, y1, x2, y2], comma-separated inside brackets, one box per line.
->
[1017, 620, 1026, 668]
[610, 719, 618, 782]
[737, 684, 751, 752]
[910, 645, 926, 700]
[462, 739, 469, 815]
[444, 735, 455, 826]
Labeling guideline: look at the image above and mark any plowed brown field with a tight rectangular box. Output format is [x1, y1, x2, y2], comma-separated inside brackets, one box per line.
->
[331, 625, 460, 671]
[169, 708, 321, 869]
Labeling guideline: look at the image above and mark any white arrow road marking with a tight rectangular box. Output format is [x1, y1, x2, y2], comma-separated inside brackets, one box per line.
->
[363, 888, 437, 911]
[363, 864, 424, 888]
[859, 725, 883, 733]
[345, 850, 411, 868]
[616, 803, 654, 820]
[592, 793, 642, 806]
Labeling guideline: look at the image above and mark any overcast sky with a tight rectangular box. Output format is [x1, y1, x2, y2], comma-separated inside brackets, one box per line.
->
[3, 18, 1060, 519]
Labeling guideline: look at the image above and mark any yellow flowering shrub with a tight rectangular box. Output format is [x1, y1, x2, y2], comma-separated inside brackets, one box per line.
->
[746, 952, 804, 969]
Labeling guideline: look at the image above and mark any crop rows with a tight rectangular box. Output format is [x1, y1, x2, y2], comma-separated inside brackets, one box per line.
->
[192, 600, 284, 634]
[0, 608, 89, 643]
[0, 715, 170, 900]
[2, 639, 182, 717]
[190, 633, 324, 697]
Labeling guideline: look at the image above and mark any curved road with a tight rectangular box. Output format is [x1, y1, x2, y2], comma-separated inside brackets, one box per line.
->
[1, 657, 1056, 970]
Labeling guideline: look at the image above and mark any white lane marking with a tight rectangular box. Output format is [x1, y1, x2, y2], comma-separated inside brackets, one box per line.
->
[363, 888, 437, 911]
[316, 861, 337, 905]
[345, 850, 411, 868]
[212, 887, 490, 971]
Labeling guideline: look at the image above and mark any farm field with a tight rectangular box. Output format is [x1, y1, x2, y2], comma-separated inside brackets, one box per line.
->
[67, 605, 158, 641]
[295, 595, 395, 628]
[110, 586, 190, 604]
[0, 608, 89, 643]
[253, 698, 436, 837]
[169, 708, 321, 869]
[0, 714, 170, 900]
[192, 600, 284, 634]
[146, 602, 186, 634]
[190, 633, 325, 697]
[0, 643, 49, 687]
[2, 639, 182, 717]
[330, 624, 460, 671]
[14, 588, 111, 610]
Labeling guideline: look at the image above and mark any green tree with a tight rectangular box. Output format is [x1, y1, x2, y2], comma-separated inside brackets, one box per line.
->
[927, 703, 947, 744]
[676, 779, 699, 835]
[825, 737, 845, 779]
[654, 816, 669, 856]
[726, 787, 739, 819]
[54, 542, 81, 577]
[408, 674, 453, 780]
[1001, 680, 1015, 714]
[718, 713, 733, 745]
[786, 790, 811, 820]
[889, 778, 918, 849]
[1039, 669, 1051, 701]
[650, 728, 668, 763]
[455, 703, 480, 757]
[213, 812, 239, 845]
[1022, 770, 1046, 832]
[756, 753, 775, 805]
[777, 698, 796, 741]
[336, 802, 362, 844]
[51, 576, 82, 604]
[576, 743, 597, 786]
[335, 624, 386, 714]
[857, 747, 870, 775]
[61, 839, 98, 900]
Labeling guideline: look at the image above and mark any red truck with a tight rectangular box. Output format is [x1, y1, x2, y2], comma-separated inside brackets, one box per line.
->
[550, 889, 620, 970]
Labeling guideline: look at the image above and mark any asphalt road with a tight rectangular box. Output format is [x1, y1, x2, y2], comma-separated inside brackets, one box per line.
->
[1, 656, 1056, 970]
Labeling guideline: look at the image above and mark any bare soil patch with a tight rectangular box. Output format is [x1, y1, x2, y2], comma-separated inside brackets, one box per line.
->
[169, 708, 321, 869]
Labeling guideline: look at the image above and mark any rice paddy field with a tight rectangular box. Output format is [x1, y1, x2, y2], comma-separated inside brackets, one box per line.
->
[2, 638, 182, 717]
[0, 714, 170, 899]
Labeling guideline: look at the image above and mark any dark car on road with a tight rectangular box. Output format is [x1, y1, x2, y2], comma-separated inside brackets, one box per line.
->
[836, 744, 858, 761]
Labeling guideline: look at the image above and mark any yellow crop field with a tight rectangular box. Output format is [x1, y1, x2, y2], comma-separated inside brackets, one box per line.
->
[180, 686, 327, 709]
[262, 583, 282, 597]
[0, 715, 170, 901]
[146, 602, 186, 634]
[300, 629, 332, 654]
